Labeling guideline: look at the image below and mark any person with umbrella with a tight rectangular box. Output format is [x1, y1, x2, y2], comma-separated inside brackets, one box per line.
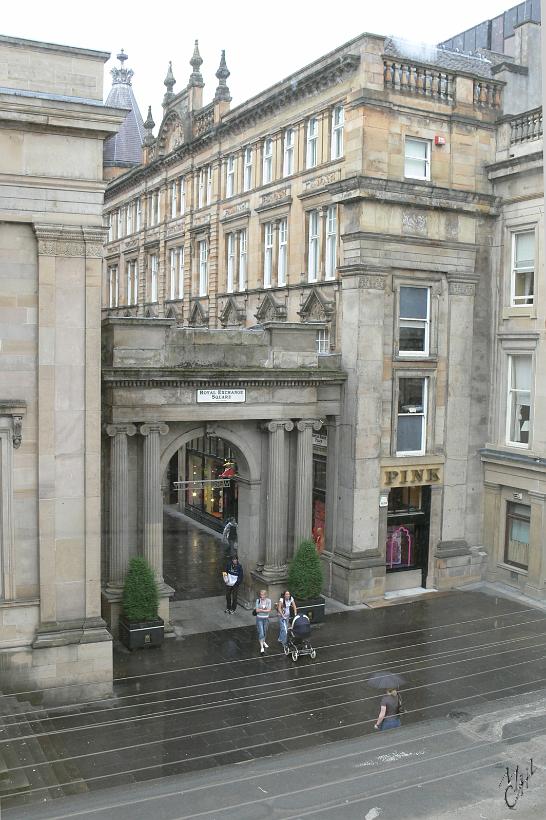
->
[368, 672, 405, 732]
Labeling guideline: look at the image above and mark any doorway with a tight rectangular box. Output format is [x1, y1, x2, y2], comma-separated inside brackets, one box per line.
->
[385, 485, 431, 589]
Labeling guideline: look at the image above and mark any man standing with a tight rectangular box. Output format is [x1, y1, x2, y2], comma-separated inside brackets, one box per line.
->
[222, 517, 238, 558]
[224, 555, 243, 614]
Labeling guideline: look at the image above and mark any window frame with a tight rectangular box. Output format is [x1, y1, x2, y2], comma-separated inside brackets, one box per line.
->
[108, 265, 119, 308]
[126, 260, 138, 306]
[226, 155, 235, 199]
[263, 222, 273, 288]
[395, 376, 428, 456]
[198, 239, 208, 296]
[306, 117, 318, 169]
[283, 128, 295, 177]
[307, 209, 320, 282]
[243, 146, 253, 191]
[238, 228, 247, 291]
[226, 232, 235, 293]
[504, 501, 530, 570]
[136, 198, 142, 231]
[331, 105, 344, 160]
[149, 254, 158, 302]
[316, 326, 330, 355]
[263, 137, 273, 184]
[278, 218, 288, 286]
[404, 136, 431, 181]
[325, 205, 337, 280]
[506, 353, 533, 448]
[398, 286, 431, 358]
[510, 229, 535, 307]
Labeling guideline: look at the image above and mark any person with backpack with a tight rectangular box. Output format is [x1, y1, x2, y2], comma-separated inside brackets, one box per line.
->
[374, 687, 403, 731]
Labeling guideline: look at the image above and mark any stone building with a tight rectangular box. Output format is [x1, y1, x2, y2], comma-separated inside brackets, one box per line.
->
[0, 36, 125, 698]
[102, 18, 533, 621]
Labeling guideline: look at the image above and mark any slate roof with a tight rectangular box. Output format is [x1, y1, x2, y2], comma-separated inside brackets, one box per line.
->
[104, 58, 145, 168]
[384, 37, 493, 78]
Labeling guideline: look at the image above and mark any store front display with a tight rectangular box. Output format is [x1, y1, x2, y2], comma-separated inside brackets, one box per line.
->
[312, 429, 327, 551]
[183, 436, 238, 531]
[386, 485, 430, 585]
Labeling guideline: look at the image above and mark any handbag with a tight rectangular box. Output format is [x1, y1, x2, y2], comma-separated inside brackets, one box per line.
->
[252, 608, 257, 616]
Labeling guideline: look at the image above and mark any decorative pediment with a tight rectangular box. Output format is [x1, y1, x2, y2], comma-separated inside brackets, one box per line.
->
[254, 292, 287, 323]
[298, 287, 334, 322]
[145, 305, 158, 319]
[188, 300, 209, 327]
[165, 303, 183, 323]
[219, 296, 246, 327]
[157, 111, 186, 156]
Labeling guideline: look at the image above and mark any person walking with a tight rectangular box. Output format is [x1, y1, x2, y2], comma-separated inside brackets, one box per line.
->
[222, 517, 238, 558]
[277, 589, 297, 647]
[224, 555, 243, 614]
[255, 589, 271, 654]
[374, 687, 402, 731]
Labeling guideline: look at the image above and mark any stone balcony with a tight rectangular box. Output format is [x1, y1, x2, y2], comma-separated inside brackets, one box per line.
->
[495, 106, 543, 163]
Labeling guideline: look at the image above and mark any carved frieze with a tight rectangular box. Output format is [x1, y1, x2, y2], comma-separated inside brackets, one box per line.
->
[124, 238, 140, 251]
[222, 201, 250, 219]
[166, 220, 185, 237]
[448, 281, 475, 296]
[401, 210, 428, 236]
[358, 275, 387, 290]
[303, 170, 341, 192]
[260, 188, 291, 206]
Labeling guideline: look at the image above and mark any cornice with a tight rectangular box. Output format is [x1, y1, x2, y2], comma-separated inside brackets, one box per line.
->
[102, 368, 347, 389]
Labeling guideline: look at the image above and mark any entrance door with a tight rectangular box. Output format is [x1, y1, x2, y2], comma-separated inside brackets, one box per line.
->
[386, 486, 430, 587]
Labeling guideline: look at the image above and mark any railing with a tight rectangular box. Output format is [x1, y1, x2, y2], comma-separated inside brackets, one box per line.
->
[510, 107, 543, 144]
[193, 103, 215, 137]
[473, 80, 502, 109]
[383, 60, 454, 102]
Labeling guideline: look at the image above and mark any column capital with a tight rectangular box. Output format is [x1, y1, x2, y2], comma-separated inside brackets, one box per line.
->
[263, 420, 294, 434]
[106, 423, 137, 438]
[140, 422, 169, 436]
[296, 419, 323, 433]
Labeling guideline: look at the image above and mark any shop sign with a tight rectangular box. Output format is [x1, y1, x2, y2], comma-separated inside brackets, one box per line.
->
[381, 465, 443, 488]
[196, 388, 246, 404]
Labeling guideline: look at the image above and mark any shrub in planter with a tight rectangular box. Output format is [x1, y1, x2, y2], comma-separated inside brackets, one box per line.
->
[119, 557, 164, 650]
[287, 540, 325, 623]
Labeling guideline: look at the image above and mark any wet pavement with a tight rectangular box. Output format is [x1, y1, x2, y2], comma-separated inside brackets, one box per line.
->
[163, 507, 226, 601]
[2, 588, 546, 817]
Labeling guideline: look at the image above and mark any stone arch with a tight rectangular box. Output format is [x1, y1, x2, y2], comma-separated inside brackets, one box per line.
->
[159, 422, 259, 482]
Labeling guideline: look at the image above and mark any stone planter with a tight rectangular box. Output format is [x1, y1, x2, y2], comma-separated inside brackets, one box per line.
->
[118, 616, 164, 650]
[295, 596, 325, 624]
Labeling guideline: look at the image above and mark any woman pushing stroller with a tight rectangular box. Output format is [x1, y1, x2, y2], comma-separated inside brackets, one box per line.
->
[277, 590, 297, 647]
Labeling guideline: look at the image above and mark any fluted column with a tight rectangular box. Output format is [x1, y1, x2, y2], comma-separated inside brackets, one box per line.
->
[140, 422, 169, 583]
[263, 420, 294, 578]
[294, 419, 322, 550]
[106, 424, 136, 590]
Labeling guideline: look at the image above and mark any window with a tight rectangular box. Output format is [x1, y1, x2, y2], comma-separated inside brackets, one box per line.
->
[180, 178, 186, 215]
[107, 213, 113, 242]
[126, 203, 133, 235]
[148, 191, 160, 226]
[331, 105, 344, 159]
[243, 146, 253, 191]
[306, 117, 318, 169]
[226, 156, 235, 198]
[283, 128, 294, 176]
[263, 137, 273, 184]
[198, 168, 206, 208]
[239, 229, 247, 291]
[198, 239, 208, 296]
[404, 137, 430, 180]
[398, 286, 430, 356]
[171, 180, 178, 218]
[116, 209, 122, 238]
[316, 327, 330, 354]
[136, 198, 142, 231]
[507, 355, 532, 446]
[226, 232, 235, 292]
[505, 502, 530, 569]
[169, 247, 184, 300]
[397, 377, 427, 455]
[206, 166, 212, 205]
[325, 206, 337, 280]
[511, 230, 535, 306]
[308, 210, 319, 282]
[108, 265, 119, 308]
[263, 223, 273, 287]
[278, 218, 288, 286]
[126, 260, 138, 305]
[149, 254, 158, 302]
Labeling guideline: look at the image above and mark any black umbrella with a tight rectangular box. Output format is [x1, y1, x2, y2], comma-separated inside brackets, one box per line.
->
[367, 671, 406, 690]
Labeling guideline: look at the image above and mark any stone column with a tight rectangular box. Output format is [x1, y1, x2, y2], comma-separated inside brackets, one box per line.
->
[294, 419, 322, 550]
[105, 424, 136, 591]
[140, 422, 169, 584]
[263, 420, 294, 578]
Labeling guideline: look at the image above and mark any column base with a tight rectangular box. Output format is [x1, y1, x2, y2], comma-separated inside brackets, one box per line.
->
[433, 542, 487, 590]
[249, 569, 288, 607]
[325, 548, 386, 605]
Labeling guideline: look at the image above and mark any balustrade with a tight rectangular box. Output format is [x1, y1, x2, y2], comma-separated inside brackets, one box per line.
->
[383, 60, 454, 102]
[510, 107, 543, 144]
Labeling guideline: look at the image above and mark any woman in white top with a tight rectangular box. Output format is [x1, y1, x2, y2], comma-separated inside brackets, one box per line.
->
[255, 589, 272, 654]
[277, 589, 297, 647]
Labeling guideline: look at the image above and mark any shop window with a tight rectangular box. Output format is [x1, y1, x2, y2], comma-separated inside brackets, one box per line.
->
[388, 487, 422, 514]
[404, 137, 430, 181]
[506, 354, 532, 446]
[396, 377, 427, 455]
[398, 286, 430, 356]
[504, 502, 530, 570]
[511, 230, 535, 306]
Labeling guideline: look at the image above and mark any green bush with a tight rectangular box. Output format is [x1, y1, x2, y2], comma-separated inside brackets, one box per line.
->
[122, 557, 159, 622]
[287, 539, 324, 600]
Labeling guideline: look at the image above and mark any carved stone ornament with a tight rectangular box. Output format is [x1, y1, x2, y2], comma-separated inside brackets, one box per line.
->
[188, 300, 209, 327]
[34, 225, 107, 258]
[298, 287, 334, 322]
[220, 296, 246, 327]
[255, 292, 287, 323]
[222, 201, 250, 219]
[12, 416, 23, 449]
[260, 188, 290, 206]
[165, 303, 183, 323]
[358, 274, 386, 290]
[402, 210, 428, 236]
[449, 281, 475, 296]
[303, 170, 340, 192]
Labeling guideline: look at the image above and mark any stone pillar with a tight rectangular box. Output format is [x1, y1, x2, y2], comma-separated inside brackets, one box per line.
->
[105, 424, 136, 591]
[294, 419, 322, 549]
[263, 420, 294, 579]
[525, 491, 546, 599]
[140, 422, 169, 584]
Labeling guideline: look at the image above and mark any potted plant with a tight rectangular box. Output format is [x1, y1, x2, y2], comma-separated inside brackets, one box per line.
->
[287, 539, 325, 623]
[118, 557, 164, 650]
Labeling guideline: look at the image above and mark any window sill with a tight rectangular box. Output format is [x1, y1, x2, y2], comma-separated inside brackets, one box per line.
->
[394, 355, 438, 364]
[497, 562, 528, 575]
[502, 306, 536, 319]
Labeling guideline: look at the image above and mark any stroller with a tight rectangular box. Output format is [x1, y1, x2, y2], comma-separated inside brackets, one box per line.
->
[283, 614, 316, 662]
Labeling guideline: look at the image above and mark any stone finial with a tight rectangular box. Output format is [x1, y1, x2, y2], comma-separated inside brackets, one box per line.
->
[163, 61, 176, 105]
[214, 50, 231, 102]
[143, 105, 155, 146]
[111, 48, 134, 86]
[189, 39, 204, 87]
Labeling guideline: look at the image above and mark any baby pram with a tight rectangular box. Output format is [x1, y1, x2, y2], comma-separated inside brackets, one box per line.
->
[283, 614, 316, 662]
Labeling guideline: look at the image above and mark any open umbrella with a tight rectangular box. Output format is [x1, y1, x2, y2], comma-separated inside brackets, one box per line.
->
[367, 671, 406, 690]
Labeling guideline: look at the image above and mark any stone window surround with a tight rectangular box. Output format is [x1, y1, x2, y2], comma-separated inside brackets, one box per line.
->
[0, 402, 26, 601]
[496, 334, 538, 451]
[222, 226, 248, 294]
[392, 274, 442, 360]
[501, 216, 539, 317]
[303, 204, 338, 285]
[503, 498, 531, 571]
[391, 366, 437, 458]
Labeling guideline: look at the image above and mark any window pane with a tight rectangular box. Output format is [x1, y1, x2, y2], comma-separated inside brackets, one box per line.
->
[399, 322, 426, 352]
[398, 378, 424, 413]
[405, 158, 426, 178]
[505, 502, 530, 569]
[512, 356, 531, 390]
[406, 138, 427, 159]
[397, 415, 423, 452]
[400, 286, 428, 319]
[515, 232, 534, 267]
